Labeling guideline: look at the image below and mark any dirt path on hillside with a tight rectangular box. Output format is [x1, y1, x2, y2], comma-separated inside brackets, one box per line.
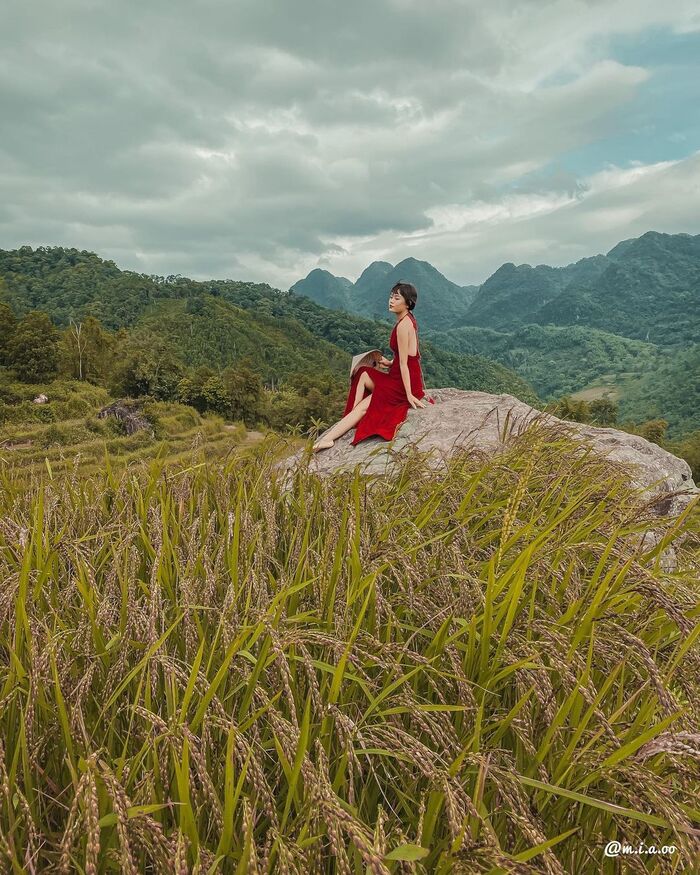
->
[223, 427, 265, 445]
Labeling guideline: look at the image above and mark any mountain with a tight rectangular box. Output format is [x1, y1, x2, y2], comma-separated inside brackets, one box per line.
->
[349, 257, 477, 329]
[461, 283, 481, 297]
[462, 262, 566, 331]
[293, 231, 700, 345]
[289, 268, 354, 311]
[133, 295, 352, 380]
[461, 231, 700, 346]
[459, 254, 615, 332]
[203, 284, 538, 402]
[288, 231, 699, 435]
[424, 321, 700, 438]
[291, 257, 478, 330]
[291, 231, 700, 345]
[351, 260, 394, 309]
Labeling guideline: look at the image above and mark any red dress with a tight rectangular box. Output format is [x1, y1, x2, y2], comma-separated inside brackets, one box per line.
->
[344, 311, 435, 445]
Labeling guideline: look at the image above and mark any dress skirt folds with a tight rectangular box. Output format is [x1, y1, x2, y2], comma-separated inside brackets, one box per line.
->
[343, 311, 434, 446]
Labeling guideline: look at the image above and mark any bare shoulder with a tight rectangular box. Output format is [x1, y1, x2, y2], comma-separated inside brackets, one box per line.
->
[397, 316, 416, 333]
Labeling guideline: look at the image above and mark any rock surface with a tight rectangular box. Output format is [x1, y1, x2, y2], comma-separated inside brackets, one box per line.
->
[96, 399, 154, 436]
[280, 389, 698, 568]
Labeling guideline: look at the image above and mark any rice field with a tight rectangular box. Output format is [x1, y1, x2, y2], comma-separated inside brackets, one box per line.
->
[0, 401, 256, 483]
[0, 422, 698, 873]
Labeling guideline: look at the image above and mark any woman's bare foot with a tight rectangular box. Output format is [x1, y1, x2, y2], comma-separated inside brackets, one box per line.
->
[312, 438, 335, 452]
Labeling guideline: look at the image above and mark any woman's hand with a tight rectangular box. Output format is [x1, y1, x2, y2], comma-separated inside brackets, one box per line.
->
[378, 355, 392, 370]
[407, 394, 426, 409]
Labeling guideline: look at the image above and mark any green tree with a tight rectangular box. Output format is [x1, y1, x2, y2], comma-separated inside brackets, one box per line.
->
[201, 376, 230, 415]
[59, 316, 114, 381]
[110, 333, 185, 400]
[188, 366, 218, 412]
[81, 316, 117, 382]
[0, 302, 17, 365]
[589, 398, 618, 426]
[6, 310, 60, 382]
[286, 370, 346, 422]
[304, 387, 327, 422]
[185, 295, 206, 316]
[176, 377, 196, 406]
[176, 366, 226, 413]
[669, 429, 700, 483]
[263, 387, 304, 432]
[549, 395, 590, 423]
[638, 418, 669, 445]
[222, 360, 263, 424]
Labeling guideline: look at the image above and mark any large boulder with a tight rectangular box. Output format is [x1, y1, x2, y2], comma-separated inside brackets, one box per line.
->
[280, 388, 698, 569]
[96, 399, 154, 436]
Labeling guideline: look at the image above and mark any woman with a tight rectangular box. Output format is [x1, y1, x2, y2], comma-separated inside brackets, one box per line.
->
[312, 281, 433, 452]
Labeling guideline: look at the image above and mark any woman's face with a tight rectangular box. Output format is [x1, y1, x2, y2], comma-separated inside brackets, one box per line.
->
[388, 289, 408, 314]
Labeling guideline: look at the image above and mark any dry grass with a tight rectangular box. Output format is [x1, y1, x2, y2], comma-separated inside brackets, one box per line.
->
[0, 423, 698, 873]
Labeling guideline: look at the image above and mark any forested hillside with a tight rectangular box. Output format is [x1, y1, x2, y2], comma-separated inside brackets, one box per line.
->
[461, 231, 700, 346]
[425, 323, 659, 396]
[0, 246, 538, 439]
[618, 343, 700, 438]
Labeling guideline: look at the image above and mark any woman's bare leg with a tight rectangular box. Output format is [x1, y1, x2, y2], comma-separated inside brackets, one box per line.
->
[353, 370, 375, 408]
[313, 394, 372, 451]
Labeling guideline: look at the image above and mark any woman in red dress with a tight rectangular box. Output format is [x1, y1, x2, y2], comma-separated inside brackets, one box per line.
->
[312, 281, 434, 452]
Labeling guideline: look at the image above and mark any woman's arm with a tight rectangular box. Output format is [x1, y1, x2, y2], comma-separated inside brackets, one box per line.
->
[396, 319, 425, 409]
[396, 319, 413, 397]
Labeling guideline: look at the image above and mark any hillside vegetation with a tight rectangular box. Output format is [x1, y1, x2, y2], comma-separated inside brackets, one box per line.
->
[423, 324, 661, 401]
[422, 325, 700, 440]
[0, 246, 537, 411]
[0, 379, 254, 482]
[615, 344, 700, 439]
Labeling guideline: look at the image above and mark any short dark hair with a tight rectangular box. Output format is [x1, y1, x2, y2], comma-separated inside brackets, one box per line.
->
[391, 280, 418, 311]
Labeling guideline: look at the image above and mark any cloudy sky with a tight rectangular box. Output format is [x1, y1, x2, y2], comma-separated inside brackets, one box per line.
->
[2, 0, 699, 290]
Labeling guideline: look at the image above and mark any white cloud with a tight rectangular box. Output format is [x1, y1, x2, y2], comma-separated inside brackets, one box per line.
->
[585, 159, 679, 192]
[336, 151, 700, 284]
